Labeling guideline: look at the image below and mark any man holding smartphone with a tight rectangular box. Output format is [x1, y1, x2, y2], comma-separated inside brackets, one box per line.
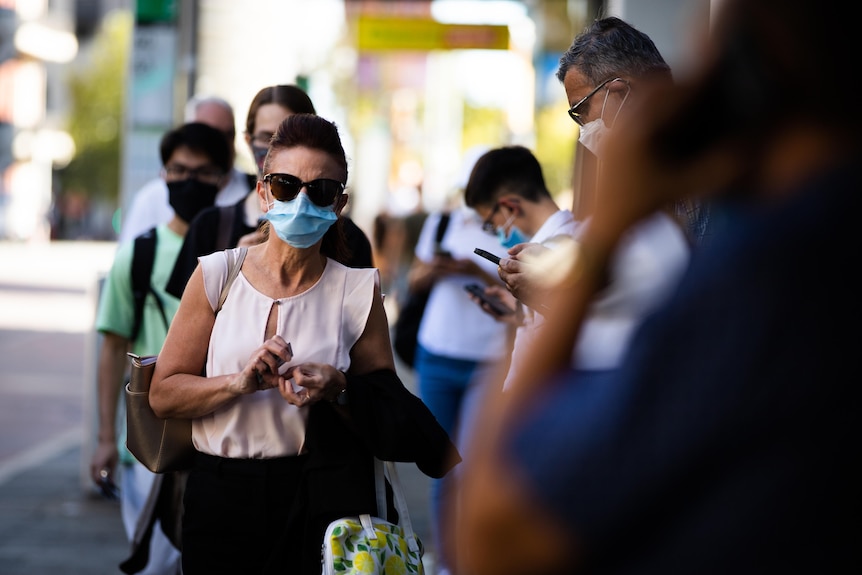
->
[463, 146, 580, 386]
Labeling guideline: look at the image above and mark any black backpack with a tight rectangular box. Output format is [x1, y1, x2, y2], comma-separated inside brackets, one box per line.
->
[392, 213, 450, 368]
[130, 228, 169, 341]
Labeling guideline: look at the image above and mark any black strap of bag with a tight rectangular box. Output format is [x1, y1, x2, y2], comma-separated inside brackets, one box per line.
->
[434, 212, 451, 250]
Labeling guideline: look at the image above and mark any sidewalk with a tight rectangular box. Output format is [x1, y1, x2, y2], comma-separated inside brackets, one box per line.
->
[0, 443, 128, 575]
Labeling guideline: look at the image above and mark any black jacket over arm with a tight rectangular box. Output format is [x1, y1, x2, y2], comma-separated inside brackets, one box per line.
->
[264, 368, 460, 575]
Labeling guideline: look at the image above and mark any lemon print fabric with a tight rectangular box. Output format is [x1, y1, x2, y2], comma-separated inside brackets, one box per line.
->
[322, 515, 424, 574]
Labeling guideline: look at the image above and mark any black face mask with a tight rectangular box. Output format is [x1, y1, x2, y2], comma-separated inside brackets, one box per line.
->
[167, 179, 219, 223]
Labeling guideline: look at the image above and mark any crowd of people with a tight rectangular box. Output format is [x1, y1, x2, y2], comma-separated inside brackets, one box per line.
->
[90, 1, 861, 573]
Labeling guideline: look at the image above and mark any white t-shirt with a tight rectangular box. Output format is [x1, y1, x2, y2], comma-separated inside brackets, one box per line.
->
[414, 207, 512, 363]
[502, 209, 577, 389]
[119, 168, 250, 242]
[503, 210, 690, 389]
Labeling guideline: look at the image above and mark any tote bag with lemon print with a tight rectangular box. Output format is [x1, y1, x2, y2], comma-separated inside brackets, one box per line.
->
[321, 460, 424, 574]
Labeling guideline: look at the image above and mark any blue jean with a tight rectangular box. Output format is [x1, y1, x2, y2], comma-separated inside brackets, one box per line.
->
[414, 344, 497, 573]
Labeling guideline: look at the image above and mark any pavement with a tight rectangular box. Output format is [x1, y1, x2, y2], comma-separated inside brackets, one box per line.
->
[0, 240, 436, 575]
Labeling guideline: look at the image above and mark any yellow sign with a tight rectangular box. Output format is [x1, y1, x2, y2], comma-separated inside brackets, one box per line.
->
[357, 16, 509, 51]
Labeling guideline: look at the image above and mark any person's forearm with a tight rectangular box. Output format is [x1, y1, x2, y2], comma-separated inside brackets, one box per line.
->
[96, 335, 129, 443]
[406, 260, 436, 293]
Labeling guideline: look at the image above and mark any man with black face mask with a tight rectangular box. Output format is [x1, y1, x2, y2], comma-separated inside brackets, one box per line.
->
[118, 95, 250, 243]
[91, 122, 232, 575]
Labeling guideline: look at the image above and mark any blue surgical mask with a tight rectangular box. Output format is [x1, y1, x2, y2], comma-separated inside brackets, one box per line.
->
[496, 214, 530, 249]
[264, 192, 337, 248]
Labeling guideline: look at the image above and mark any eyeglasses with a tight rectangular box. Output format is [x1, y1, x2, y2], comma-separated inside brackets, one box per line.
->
[567, 77, 625, 126]
[263, 173, 345, 207]
[481, 202, 501, 234]
[162, 164, 226, 185]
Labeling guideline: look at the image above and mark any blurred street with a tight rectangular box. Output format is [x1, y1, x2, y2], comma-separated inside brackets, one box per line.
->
[0, 240, 433, 574]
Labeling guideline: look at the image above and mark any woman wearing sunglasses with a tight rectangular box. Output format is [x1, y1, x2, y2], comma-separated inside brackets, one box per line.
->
[150, 113, 458, 575]
[164, 84, 375, 301]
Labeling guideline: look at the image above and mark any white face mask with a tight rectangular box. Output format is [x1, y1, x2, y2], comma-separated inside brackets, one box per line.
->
[577, 118, 609, 157]
[576, 82, 630, 158]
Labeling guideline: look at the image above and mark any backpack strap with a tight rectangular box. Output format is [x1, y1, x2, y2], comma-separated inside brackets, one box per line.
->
[434, 212, 450, 248]
[130, 228, 168, 341]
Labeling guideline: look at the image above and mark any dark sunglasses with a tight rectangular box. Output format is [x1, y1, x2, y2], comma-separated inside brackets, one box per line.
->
[567, 77, 625, 126]
[263, 173, 345, 207]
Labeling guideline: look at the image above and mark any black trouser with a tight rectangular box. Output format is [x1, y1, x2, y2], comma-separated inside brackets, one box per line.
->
[181, 452, 306, 575]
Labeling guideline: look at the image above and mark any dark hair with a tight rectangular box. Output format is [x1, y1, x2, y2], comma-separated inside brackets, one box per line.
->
[464, 146, 550, 208]
[265, 114, 348, 179]
[556, 17, 671, 85]
[264, 114, 351, 262]
[159, 122, 232, 173]
[245, 85, 316, 136]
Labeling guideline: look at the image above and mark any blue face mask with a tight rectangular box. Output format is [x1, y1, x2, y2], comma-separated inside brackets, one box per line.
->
[264, 192, 338, 248]
[496, 214, 530, 249]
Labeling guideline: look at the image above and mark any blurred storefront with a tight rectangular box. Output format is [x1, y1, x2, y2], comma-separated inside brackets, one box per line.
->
[0, 0, 78, 241]
[1, 0, 710, 242]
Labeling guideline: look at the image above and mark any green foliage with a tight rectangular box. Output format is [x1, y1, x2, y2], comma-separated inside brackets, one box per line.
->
[58, 10, 131, 202]
[462, 99, 577, 204]
[462, 104, 507, 151]
[534, 98, 577, 202]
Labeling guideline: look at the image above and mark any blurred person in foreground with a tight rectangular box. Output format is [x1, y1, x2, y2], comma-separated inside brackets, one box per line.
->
[165, 84, 372, 300]
[150, 114, 458, 575]
[454, 0, 862, 573]
[119, 95, 250, 242]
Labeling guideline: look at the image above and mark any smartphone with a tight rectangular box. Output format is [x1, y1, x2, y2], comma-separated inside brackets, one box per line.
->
[474, 248, 501, 266]
[464, 283, 514, 316]
[434, 247, 452, 258]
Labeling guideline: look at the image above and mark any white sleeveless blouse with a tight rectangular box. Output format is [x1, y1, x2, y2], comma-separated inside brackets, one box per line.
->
[195, 248, 378, 459]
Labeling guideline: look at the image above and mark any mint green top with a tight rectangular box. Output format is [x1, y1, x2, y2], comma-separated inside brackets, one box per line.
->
[95, 225, 184, 463]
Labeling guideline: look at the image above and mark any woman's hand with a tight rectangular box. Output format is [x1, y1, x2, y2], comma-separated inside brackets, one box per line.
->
[232, 335, 294, 395]
[278, 363, 347, 406]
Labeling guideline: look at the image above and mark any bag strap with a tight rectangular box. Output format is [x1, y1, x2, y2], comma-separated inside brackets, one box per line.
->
[216, 247, 247, 314]
[374, 458, 421, 553]
[433, 212, 450, 251]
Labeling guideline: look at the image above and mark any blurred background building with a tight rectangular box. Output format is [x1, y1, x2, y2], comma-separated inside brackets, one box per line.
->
[0, 0, 712, 243]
